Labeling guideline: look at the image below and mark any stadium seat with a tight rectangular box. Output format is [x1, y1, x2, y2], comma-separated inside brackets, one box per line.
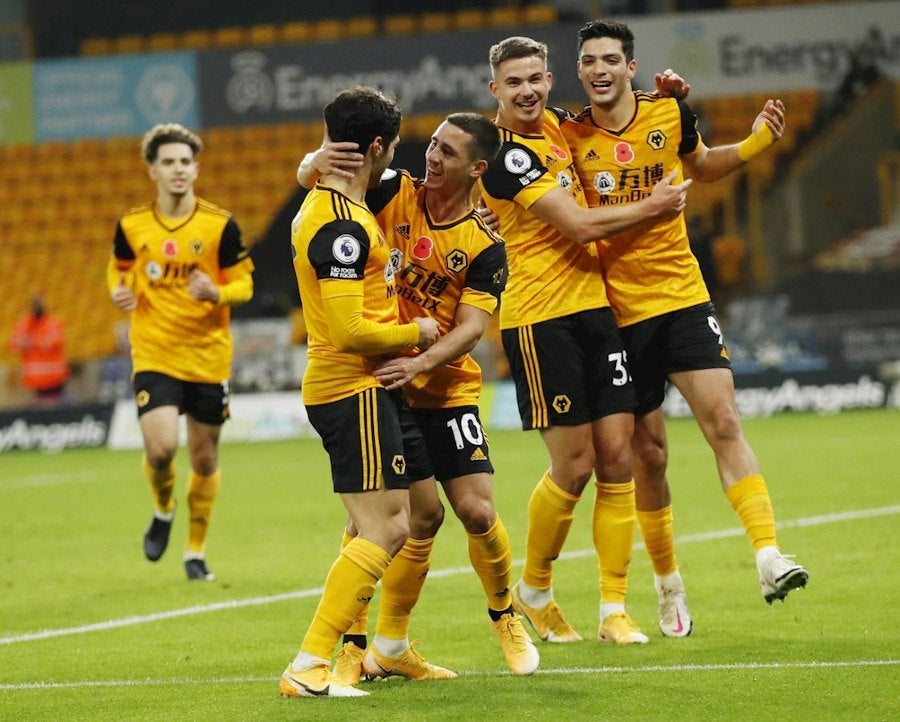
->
[384, 14, 417, 35]
[248, 24, 278, 47]
[113, 34, 146, 54]
[488, 8, 519, 28]
[148, 32, 180, 52]
[181, 29, 214, 51]
[420, 12, 452, 34]
[344, 16, 378, 39]
[80, 37, 113, 56]
[313, 19, 343, 42]
[524, 4, 558, 25]
[281, 21, 314, 44]
[213, 26, 249, 49]
[454, 9, 486, 31]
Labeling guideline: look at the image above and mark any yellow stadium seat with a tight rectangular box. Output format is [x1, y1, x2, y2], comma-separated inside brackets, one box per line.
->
[345, 16, 378, 39]
[488, 8, 519, 28]
[281, 21, 314, 44]
[313, 19, 343, 42]
[213, 26, 249, 49]
[181, 29, 214, 51]
[454, 9, 486, 31]
[80, 37, 113, 56]
[248, 24, 278, 47]
[421, 12, 452, 34]
[524, 4, 558, 25]
[148, 32, 180, 51]
[384, 14, 416, 35]
[113, 34, 146, 54]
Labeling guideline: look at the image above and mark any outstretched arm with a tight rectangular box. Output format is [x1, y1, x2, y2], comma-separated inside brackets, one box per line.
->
[684, 98, 785, 183]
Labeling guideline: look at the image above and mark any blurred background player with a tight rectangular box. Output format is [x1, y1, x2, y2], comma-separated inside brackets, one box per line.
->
[279, 86, 439, 699]
[108, 123, 254, 581]
[479, 35, 691, 646]
[9, 294, 69, 405]
[563, 20, 808, 636]
[299, 112, 540, 680]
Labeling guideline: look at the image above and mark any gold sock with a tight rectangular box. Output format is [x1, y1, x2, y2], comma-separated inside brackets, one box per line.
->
[523, 472, 579, 590]
[301, 537, 391, 660]
[593, 480, 636, 605]
[637, 505, 677, 576]
[375, 536, 434, 641]
[467, 517, 513, 612]
[186, 469, 221, 555]
[726, 474, 777, 551]
[143, 455, 175, 514]
[340, 528, 370, 636]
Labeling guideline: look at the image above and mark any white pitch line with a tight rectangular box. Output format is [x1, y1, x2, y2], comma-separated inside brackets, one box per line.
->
[2, 504, 898, 646]
[1, 659, 897, 691]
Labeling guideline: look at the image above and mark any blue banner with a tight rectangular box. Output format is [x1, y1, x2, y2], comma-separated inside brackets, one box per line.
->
[34, 52, 199, 141]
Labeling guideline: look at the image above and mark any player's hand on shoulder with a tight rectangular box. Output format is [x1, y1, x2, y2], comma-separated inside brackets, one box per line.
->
[654, 68, 690, 100]
[476, 200, 501, 234]
[412, 316, 440, 350]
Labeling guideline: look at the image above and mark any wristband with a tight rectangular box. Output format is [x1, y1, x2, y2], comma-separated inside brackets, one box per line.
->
[737, 122, 773, 162]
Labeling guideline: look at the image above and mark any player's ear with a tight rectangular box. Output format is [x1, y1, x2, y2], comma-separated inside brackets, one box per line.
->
[546, 70, 553, 91]
[369, 135, 383, 158]
[470, 159, 489, 179]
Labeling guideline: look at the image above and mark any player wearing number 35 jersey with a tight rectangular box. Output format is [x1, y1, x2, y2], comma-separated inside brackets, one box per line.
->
[561, 20, 808, 637]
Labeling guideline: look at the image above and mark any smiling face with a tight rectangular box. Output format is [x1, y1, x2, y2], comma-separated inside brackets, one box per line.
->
[149, 142, 198, 199]
[577, 36, 637, 111]
[423, 120, 481, 196]
[489, 54, 552, 134]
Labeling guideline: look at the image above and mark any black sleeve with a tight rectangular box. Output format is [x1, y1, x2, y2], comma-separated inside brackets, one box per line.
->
[306, 219, 371, 281]
[677, 99, 701, 156]
[218, 217, 251, 268]
[465, 240, 507, 300]
[113, 221, 135, 261]
[365, 167, 405, 216]
[548, 105, 577, 122]
[480, 141, 548, 202]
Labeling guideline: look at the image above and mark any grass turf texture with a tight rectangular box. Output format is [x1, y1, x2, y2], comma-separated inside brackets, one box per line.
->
[1, 408, 897, 720]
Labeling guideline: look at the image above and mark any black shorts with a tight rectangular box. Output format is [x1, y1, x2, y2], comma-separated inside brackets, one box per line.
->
[620, 302, 733, 415]
[133, 371, 230, 426]
[501, 308, 635, 430]
[307, 387, 418, 494]
[412, 405, 494, 483]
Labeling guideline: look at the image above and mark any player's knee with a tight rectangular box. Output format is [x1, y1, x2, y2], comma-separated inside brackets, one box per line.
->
[706, 404, 743, 445]
[454, 498, 496, 535]
[410, 499, 444, 538]
[145, 442, 177, 469]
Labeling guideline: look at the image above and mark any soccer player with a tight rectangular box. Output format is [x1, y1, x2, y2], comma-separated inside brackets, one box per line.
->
[297, 112, 540, 680]
[108, 123, 254, 582]
[561, 19, 809, 636]
[478, 36, 691, 646]
[279, 86, 440, 699]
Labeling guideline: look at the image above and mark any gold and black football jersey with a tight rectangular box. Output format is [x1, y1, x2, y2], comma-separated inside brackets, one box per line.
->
[561, 94, 710, 328]
[293, 181, 415, 405]
[110, 199, 253, 383]
[367, 168, 507, 408]
[478, 108, 608, 330]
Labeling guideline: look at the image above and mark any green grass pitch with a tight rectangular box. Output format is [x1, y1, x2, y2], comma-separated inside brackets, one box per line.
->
[1, 408, 898, 720]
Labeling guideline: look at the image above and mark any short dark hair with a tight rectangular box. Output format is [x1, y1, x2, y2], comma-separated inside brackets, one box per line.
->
[488, 36, 548, 72]
[445, 113, 501, 163]
[141, 123, 202, 163]
[577, 20, 635, 62]
[323, 85, 402, 154]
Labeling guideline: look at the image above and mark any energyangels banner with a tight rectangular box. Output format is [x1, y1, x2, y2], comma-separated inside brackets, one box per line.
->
[196, 0, 899, 126]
